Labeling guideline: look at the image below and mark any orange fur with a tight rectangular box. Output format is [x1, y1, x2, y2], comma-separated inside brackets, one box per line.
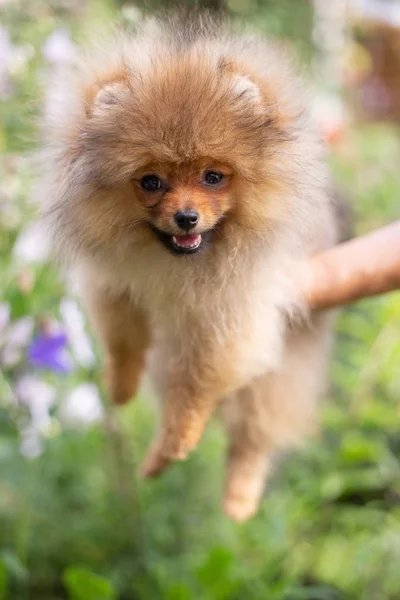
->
[42, 15, 341, 521]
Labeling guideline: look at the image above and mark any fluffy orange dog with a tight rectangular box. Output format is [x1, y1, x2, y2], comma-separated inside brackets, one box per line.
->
[43, 15, 341, 521]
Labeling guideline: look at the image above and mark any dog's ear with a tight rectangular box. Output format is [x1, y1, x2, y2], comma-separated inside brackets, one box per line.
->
[93, 81, 129, 110]
[85, 73, 130, 117]
[218, 57, 262, 105]
[217, 56, 293, 135]
[231, 74, 262, 104]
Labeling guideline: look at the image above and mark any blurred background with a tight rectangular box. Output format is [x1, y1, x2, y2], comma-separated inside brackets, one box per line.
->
[1, 0, 400, 598]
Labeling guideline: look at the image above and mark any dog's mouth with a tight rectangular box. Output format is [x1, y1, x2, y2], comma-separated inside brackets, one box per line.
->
[150, 226, 213, 255]
[172, 233, 202, 251]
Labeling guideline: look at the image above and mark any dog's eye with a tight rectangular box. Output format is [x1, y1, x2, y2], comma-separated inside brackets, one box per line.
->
[203, 171, 224, 186]
[140, 174, 162, 192]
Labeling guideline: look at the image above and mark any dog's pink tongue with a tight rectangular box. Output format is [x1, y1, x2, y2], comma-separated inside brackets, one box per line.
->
[173, 233, 201, 248]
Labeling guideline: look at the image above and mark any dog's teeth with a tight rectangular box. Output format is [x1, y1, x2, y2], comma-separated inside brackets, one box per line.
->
[172, 234, 201, 249]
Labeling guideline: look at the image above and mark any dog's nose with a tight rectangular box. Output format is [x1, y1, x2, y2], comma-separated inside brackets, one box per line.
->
[174, 210, 199, 231]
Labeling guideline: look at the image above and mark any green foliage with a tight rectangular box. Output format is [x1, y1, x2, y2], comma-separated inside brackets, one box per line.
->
[0, 562, 9, 600]
[63, 567, 117, 600]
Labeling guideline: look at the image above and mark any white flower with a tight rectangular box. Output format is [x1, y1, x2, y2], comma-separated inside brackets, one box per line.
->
[42, 28, 76, 65]
[15, 375, 56, 430]
[1, 346, 22, 367]
[14, 375, 57, 458]
[59, 383, 104, 427]
[0, 26, 13, 98]
[0, 26, 13, 63]
[20, 426, 43, 459]
[7, 44, 34, 77]
[1, 316, 34, 366]
[0, 27, 33, 98]
[14, 376, 60, 459]
[0, 303, 10, 334]
[12, 220, 51, 264]
[4, 316, 34, 346]
[60, 298, 96, 368]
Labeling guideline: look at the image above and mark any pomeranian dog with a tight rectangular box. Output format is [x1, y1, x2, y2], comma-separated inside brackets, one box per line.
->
[43, 14, 343, 521]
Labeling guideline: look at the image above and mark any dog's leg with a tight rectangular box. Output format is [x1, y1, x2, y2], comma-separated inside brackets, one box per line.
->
[82, 285, 150, 405]
[140, 334, 239, 477]
[221, 386, 274, 522]
[140, 371, 217, 476]
[222, 312, 334, 521]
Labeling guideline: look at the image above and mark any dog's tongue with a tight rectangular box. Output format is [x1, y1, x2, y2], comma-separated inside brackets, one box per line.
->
[173, 233, 201, 249]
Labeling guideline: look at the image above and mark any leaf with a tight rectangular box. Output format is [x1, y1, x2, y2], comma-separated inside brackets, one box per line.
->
[0, 551, 28, 583]
[165, 583, 193, 600]
[0, 562, 9, 600]
[196, 547, 239, 600]
[63, 567, 116, 600]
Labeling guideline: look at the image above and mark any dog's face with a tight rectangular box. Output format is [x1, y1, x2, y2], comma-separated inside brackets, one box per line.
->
[57, 45, 291, 259]
[131, 158, 235, 255]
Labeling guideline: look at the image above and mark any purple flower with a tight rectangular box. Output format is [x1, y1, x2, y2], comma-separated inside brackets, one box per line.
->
[27, 331, 73, 374]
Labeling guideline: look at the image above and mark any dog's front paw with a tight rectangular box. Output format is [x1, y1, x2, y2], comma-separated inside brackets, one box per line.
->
[106, 363, 141, 406]
[140, 430, 197, 477]
[107, 383, 137, 406]
[140, 442, 172, 477]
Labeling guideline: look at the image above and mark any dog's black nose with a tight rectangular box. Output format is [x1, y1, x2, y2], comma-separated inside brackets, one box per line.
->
[174, 210, 199, 231]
